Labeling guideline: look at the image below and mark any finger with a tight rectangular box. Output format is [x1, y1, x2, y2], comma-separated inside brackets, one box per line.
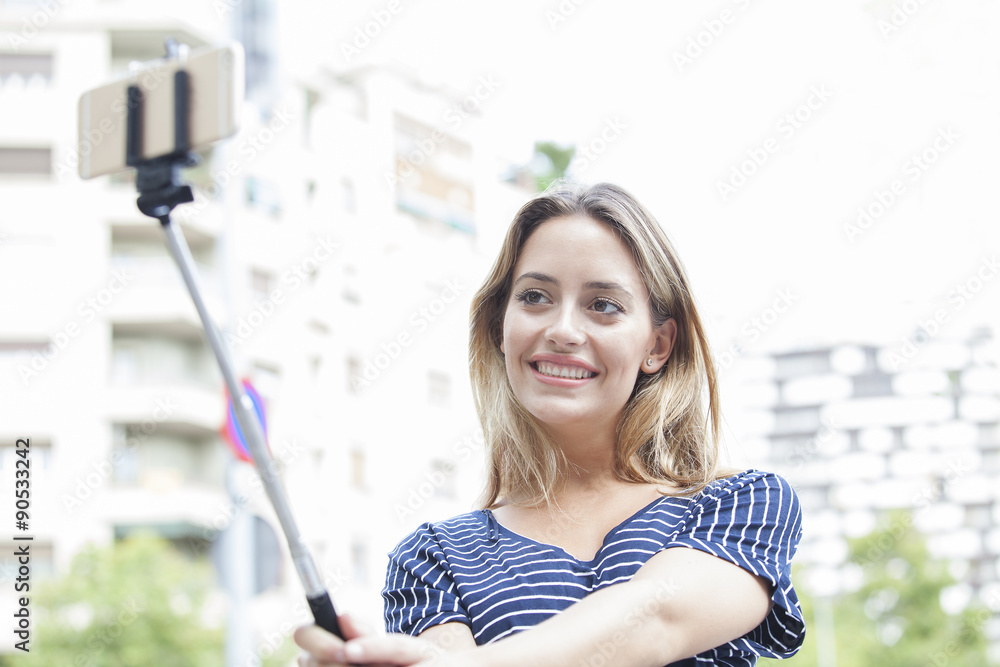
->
[338, 612, 371, 640]
[343, 635, 437, 665]
[294, 624, 347, 664]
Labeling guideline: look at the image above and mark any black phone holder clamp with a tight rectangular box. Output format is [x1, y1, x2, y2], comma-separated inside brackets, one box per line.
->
[125, 39, 199, 223]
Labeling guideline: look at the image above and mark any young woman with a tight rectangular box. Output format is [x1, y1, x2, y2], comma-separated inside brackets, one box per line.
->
[295, 182, 805, 666]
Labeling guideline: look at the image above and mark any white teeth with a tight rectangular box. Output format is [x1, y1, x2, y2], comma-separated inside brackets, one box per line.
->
[535, 361, 595, 380]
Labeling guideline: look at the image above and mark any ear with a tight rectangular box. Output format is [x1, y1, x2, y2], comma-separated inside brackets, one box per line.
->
[642, 318, 677, 374]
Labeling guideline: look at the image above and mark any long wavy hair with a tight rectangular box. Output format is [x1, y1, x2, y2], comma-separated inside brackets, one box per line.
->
[469, 182, 724, 509]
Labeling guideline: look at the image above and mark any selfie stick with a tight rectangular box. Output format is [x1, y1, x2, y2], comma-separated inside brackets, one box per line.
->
[124, 40, 344, 640]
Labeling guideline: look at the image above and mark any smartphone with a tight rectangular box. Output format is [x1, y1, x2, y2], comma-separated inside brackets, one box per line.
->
[77, 42, 244, 179]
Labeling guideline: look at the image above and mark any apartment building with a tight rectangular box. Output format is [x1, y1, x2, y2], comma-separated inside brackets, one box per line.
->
[0, 0, 528, 659]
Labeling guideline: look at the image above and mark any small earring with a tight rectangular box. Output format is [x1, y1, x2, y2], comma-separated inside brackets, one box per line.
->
[646, 359, 653, 367]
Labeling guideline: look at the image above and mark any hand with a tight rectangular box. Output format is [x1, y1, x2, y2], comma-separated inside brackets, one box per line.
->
[293, 614, 445, 666]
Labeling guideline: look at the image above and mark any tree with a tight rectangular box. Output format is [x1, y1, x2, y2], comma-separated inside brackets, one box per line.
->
[530, 141, 575, 191]
[2, 534, 296, 666]
[775, 510, 990, 666]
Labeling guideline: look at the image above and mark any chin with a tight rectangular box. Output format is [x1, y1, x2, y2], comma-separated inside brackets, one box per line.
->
[527, 406, 601, 429]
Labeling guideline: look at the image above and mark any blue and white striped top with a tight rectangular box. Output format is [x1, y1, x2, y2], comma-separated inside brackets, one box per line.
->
[382, 468, 804, 666]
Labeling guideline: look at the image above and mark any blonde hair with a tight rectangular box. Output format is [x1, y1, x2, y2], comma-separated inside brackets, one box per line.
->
[469, 182, 724, 509]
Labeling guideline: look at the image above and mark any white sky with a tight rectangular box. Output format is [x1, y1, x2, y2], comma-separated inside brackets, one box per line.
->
[281, 0, 1000, 356]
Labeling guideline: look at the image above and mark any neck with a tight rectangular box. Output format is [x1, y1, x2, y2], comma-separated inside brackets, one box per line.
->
[540, 421, 620, 493]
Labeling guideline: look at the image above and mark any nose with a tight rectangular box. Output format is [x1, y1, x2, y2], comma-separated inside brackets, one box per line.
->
[545, 303, 586, 347]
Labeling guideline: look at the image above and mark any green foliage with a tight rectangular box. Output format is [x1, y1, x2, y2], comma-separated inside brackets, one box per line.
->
[2, 534, 296, 667]
[531, 141, 575, 191]
[775, 510, 990, 666]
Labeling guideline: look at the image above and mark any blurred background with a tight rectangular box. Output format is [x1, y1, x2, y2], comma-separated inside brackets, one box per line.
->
[0, 0, 998, 664]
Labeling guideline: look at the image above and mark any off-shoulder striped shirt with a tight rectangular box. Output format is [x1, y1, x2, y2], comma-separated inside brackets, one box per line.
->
[382, 468, 805, 666]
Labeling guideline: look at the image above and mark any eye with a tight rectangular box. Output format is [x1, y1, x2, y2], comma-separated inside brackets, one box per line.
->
[514, 288, 549, 305]
[592, 298, 624, 314]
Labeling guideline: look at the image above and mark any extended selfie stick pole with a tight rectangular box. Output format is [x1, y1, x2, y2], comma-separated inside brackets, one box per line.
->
[125, 41, 344, 640]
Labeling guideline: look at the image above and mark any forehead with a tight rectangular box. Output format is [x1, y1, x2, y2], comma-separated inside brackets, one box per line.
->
[513, 215, 646, 290]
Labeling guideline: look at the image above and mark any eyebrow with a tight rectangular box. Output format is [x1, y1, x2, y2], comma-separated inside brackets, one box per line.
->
[513, 272, 635, 302]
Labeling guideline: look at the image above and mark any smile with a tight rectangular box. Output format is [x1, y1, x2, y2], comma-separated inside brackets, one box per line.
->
[532, 361, 597, 380]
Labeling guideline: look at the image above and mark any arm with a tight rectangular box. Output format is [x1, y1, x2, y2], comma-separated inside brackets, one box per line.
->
[295, 619, 476, 666]
[343, 546, 770, 667]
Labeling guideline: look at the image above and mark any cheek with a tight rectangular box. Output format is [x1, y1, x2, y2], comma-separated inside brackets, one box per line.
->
[500, 307, 524, 354]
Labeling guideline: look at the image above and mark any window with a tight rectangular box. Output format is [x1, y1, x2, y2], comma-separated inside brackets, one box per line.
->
[303, 88, 319, 147]
[111, 424, 140, 484]
[340, 178, 356, 213]
[342, 264, 360, 304]
[110, 341, 139, 384]
[236, 0, 278, 112]
[0, 340, 47, 359]
[0, 52, 52, 86]
[249, 268, 275, 298]
[0, 542, 53, 581]
[251, 362, 280, 412]
[350, 538, 368, 584]
[430, 458, 456, 499]
[246, 176, 282, 217]
[350, 447, 365, 490]
[0, 147, 51, 176]
[852, 373, 893, 398]
[393, 114, 475, 233]
[772, 406, 822, 436]
[110, 334, 212, 386]
[0, 439, 51, 471]
[111, 423, 217, 487]
[774, 350, 831, 380]
[347, 356, 363, 394]
[428, 370, 450, 406]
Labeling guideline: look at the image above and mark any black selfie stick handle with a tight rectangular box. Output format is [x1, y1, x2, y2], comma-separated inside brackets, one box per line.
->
[308, 592, 345, 638]
[125, 40, 347, 642]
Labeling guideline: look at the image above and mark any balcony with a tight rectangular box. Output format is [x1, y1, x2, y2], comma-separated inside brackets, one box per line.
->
[109, 328, 224, 435]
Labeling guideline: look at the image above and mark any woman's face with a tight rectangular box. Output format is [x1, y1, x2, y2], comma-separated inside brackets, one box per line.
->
[500, 215, 675, 440]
